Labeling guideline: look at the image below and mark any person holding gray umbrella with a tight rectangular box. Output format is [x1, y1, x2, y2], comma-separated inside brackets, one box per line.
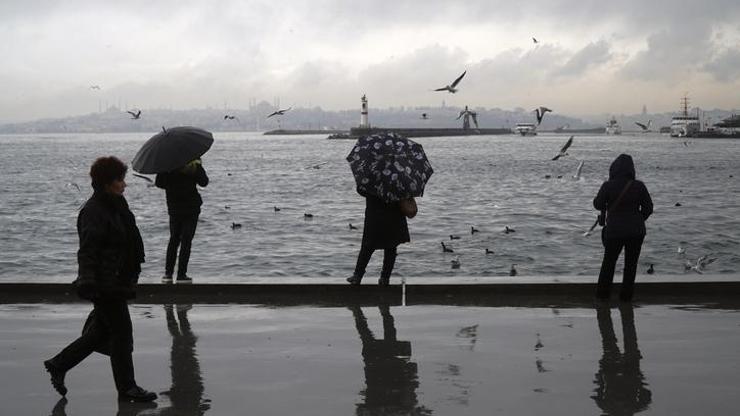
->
[346, 133, 433, 286]
[132, 127, 213, 283]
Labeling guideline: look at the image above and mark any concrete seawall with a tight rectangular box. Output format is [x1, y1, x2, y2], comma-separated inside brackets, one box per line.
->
[3, 277, 739, 307]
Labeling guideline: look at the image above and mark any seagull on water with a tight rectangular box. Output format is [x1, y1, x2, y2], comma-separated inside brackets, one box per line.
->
[434, 70, 466, 94]
[471, 226, 479, 235]
[504, 226, 516, 234]
[127, 110, 141, 119]
[450, 235, 461, 240]
[231, 222, 242, 230]
[572, 160, 584, 179]
[552, 136, 574, 161]
[348, 223, 357, 230]
[534, 107, 552, 125]
[451, 256, 461, 269]
[647, 264, 655, 274]
[267, 107, 292, 118]
[509, 264, 518, 276]
[305, 162, 328, 170]
[441, 242, 454, 253]
[274, 206, 281, 212]
[485, 248, 494, 255]
[421, 113, 429, 120]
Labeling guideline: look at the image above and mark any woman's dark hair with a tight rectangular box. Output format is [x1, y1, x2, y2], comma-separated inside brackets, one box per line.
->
[90, 156, 127, 191]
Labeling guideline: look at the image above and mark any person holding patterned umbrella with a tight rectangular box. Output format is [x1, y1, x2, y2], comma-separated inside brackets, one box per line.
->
[346, 133, 433, 286]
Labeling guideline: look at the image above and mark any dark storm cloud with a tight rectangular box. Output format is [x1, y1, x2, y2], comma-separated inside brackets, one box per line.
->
[552, 40, 612, 78]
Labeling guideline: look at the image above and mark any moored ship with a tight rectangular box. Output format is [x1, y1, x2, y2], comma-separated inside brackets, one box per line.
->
[514, 122, 537, 136]
[670, 95, 700, 137]
[605, 117, 621, 135]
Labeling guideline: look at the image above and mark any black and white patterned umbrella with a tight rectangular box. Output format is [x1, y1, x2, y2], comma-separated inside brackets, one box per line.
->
[346, 132, 434, 202]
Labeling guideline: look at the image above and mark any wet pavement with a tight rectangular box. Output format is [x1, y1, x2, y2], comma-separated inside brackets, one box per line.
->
[1, 302, 739, 415]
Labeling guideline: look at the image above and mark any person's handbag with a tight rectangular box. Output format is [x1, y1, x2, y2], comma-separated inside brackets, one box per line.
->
[399, 197, 418, 219]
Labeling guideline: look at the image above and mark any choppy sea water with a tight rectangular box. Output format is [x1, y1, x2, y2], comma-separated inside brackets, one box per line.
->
[1, 132, 739, 282]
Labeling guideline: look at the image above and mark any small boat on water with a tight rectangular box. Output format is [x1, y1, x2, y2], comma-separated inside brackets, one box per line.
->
[670, 95, 700, 138]
[605, 117, 621, 135]
[514, 123, 537, 136]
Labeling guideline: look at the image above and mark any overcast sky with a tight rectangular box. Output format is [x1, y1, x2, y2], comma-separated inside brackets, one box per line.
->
[2, 0, 739, 122]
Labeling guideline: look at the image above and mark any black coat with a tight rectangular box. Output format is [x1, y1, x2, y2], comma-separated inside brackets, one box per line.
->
[155, 165, 209, 215]
[360, 194, 410, 249]
[594, 154, 653, 240]
[74, 192, 145, 300]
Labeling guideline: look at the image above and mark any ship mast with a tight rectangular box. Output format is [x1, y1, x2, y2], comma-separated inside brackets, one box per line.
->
[681, 95, 690, 117]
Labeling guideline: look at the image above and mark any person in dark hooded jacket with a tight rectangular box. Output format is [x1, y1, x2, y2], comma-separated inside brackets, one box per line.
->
[593, 154, 653, 301]
[347, 192, 410, 286]
[43, 156, 157, 403]
[155, 158, 209, 283]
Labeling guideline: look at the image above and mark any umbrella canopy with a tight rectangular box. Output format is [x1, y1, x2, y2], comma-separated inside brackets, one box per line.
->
[132, 126, 214, 174]
[346, 132, 433, 202]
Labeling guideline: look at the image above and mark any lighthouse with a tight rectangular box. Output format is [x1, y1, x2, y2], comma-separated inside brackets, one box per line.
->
[360, 94, 369, 128]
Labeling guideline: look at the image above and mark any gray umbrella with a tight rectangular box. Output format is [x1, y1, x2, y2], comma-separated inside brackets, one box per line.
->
[132, 126, 214, 174]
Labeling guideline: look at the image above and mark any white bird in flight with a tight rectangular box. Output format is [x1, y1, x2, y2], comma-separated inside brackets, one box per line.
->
[572, 160, 584, 179]
[434, 71, 466, 94]
[267, 107, 292, 118]
[534, 106, 552, 125]
[635, 120, 652, 131]
[552, 136, 574, 161]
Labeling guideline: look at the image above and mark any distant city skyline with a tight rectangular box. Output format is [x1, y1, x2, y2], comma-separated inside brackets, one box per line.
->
[1, 0, 739, 123]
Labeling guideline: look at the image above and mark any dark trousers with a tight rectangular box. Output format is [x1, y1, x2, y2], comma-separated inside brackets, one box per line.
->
[166, 212, 199, 277]
[597, 236, 645, 301]
[354, 245, 397, 281]
[48, 300, 136, 393]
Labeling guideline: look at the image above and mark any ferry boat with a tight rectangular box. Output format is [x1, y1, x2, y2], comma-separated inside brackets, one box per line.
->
[605, 117, 622, 135]
[670, 96, 700, 138]
[514, 122, 537, 136]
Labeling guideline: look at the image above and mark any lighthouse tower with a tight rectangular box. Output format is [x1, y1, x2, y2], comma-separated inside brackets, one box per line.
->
[360, 94, 369, 128]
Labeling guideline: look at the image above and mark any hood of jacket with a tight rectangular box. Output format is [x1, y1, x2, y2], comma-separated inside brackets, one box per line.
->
[609, 154, 636, 180]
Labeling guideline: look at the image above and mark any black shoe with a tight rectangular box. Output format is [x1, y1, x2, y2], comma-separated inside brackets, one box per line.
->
[346, 275, 362, 285]
[176, 275, 193, 284]
[44, 360, 67, 397]
[118, 386, 158, 403]
[378, 277, 390, 286]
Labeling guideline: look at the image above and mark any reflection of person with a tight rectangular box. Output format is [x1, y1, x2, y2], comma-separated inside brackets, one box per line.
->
[155, 158, 209, 283]
[347, 194, 410, 286]
[593, 154, 653, 301]
[592, 304, 652, 415]
[161, 304, 210, 415]
[43, 156, 157, 403]
[349, 304, 431, 415]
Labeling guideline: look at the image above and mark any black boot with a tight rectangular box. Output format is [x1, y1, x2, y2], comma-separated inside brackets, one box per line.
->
[44, 360, 67, 397]
[118, 386, 158, 403]
[346, 275, 362, 285]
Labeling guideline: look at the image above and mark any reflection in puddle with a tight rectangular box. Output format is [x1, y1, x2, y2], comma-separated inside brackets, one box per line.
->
[349, 304, 432, 415]
[592, 304, 652, 415]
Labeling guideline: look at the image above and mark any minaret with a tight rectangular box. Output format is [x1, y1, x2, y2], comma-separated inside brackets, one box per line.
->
[360, 94, 369, 128]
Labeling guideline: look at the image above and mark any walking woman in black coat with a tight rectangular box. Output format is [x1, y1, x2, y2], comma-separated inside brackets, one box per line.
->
[155, 158, 209, 283]
[593, 154, 653, 301]
[347, 192, 410, 286]
[44, 156, 157, 402]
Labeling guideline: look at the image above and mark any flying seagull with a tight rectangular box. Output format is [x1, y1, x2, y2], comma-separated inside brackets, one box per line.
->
[635, 120, 652, 131]
[89, 85, 101, 90]
[534, 107, 552, 125]
[421, 113, 429, 120]
[224, 114, 239, 121]
[434, 70, 466, 94]
[532, 37, 538, 44]
[572, 160, 584, 179]
[552, 136, 574, 161]
[127, 110, 141, 120]
[267, 107, 292, 118]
